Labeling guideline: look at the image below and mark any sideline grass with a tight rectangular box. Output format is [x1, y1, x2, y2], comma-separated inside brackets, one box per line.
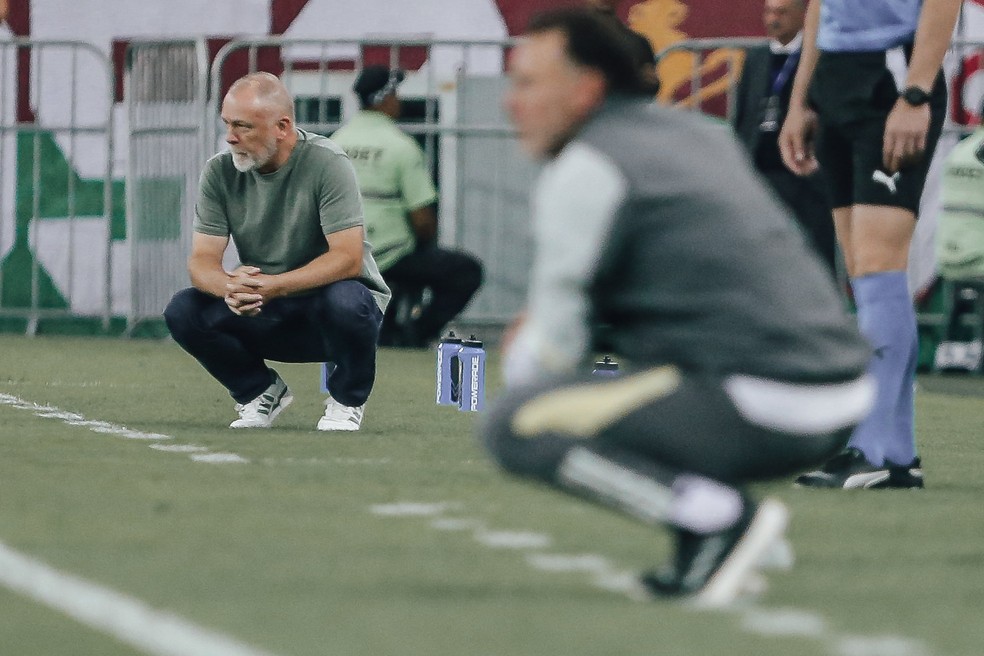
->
[0, 335, 982, 656]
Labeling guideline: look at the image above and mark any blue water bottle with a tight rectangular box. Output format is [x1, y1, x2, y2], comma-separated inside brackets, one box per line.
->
[592, 355, 619, 378]
[457, 335, 486, 412]
[436, 331, 462, 406]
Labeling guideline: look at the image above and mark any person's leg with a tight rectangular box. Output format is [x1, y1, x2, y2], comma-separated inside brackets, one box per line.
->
[842, 206, 918, 467]
[310, 280, 383, 407]
[480, 368, 845, 601]
[808, 91, 937, 476]
[163, 288, 277, 404]
[384, 246, 483, 345]
[377, 279, 420, 347]
[838, 103, 937, 467]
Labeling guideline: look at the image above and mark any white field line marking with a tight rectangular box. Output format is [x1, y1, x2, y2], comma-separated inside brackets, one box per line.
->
[0, 393, 247, 465]
[836, 635, 933, 656]
[525, 553, 642, 595]
[263, 457, 395, 467]
[474, 530, 552, 549]
[150, 444, 210, 453]
[370, 502, 460, 517]
[1, 394, 170, 442]
[191, 453, 249, 464]
[0, 540, 278, 656]
[372, 501, 940, 656]
[430, 517, 485, 531]
[525, 553, 613, 573]
[741, 606, 828, 637]
[0, 380, 125, 388]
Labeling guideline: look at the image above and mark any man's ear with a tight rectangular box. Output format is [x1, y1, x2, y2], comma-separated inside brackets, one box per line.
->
[573, 69, 607, 115]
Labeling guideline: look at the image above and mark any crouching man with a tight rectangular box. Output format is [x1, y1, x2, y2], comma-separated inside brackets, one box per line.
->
[480, 9, 874, 606]
[165, 72, 390, 431]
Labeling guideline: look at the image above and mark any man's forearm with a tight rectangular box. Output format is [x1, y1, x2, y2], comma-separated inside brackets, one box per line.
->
[189, 256, 230, 298]
[264, 250, 363, 298]
[906, 0, 961, 91]
[788, 0, 821, 108]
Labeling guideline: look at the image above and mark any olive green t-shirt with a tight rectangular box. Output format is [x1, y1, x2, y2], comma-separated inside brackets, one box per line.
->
[330, 110, 439, 271]
[194, 128, 390, 310]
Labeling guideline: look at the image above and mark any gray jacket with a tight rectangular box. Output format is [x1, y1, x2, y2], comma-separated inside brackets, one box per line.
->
[506, 97, 868, 384]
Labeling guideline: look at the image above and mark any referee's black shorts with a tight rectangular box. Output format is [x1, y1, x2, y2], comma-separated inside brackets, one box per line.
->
[809, 48, 947, 214]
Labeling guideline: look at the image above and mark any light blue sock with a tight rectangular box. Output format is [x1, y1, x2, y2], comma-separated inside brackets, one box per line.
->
[849, 272, 918, 466]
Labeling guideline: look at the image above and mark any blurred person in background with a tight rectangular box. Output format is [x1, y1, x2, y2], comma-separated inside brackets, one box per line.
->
[481, 8, 873, 606]
[332, 66, 483, 348]
[164, 72, 389, 432]
[733, 0, 835, 272]
[779, 0, 960, 488]
[930, 115, 984, 373]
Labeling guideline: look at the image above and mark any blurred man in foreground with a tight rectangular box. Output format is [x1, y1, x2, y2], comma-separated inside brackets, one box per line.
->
[480, 8, 874, 606]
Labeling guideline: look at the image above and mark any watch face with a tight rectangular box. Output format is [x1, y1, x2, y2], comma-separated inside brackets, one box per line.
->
[903, 87, 930, 105]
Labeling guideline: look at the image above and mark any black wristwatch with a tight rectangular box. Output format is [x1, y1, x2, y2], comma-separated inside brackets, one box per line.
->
[901, 86, 931, 107]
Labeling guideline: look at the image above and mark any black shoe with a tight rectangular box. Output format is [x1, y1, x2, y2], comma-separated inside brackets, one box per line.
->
[886, 457, 924, 489]
[795, 448, 924, 489]
[639, 499, 788, 608]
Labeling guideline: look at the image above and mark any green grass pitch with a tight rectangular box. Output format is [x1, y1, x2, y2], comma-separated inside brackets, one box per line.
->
[0, 334, 982, 656]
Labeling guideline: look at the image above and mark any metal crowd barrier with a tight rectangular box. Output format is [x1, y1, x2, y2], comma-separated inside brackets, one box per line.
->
[0, 38, 115, 334]
[5, 34, 983, 336]
[124, 39, 210, 334]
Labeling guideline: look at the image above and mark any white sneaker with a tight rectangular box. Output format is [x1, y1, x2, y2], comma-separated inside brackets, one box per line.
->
[317, 396, 364, 431]
[230, 372, 293, 428]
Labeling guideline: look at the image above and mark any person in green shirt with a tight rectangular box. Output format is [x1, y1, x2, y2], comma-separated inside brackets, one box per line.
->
[932, 122, 984, 371]
[164, 72, 390, 431]
[331, 66, 483, 348]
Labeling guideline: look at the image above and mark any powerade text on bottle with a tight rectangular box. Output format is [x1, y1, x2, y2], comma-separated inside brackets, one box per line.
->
[457, 335, 486, 412]
[436, 331, 462, 405]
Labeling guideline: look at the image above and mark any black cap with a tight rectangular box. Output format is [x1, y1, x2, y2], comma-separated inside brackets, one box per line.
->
[353, 66, 405, 106]
[594, 355, 619, 371]
[440, 330, 462, 344]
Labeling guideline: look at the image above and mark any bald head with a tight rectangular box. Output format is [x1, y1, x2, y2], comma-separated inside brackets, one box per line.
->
[221, 72, 298, 173]
[226, 72, 295, 122]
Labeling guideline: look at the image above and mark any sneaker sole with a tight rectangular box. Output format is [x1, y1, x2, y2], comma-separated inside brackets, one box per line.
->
[694, 499, 789, 609]
[316, 420, 361, 431]
[846, 470, 891, 489]
[794, 469, 890, 489]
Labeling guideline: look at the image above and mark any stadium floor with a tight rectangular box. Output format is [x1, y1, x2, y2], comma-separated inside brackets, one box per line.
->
[1, 334, 982, 656]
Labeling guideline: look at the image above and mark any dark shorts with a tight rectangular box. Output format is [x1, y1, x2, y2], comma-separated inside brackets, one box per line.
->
[809, 49, 947, 213]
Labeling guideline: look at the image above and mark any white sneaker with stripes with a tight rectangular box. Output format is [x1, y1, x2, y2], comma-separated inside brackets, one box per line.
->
[230, 372, 293, 429]
[317, 396, 364, 431]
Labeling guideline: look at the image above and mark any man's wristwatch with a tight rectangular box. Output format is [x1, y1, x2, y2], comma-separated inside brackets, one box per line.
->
[901, 86, 931, 107]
